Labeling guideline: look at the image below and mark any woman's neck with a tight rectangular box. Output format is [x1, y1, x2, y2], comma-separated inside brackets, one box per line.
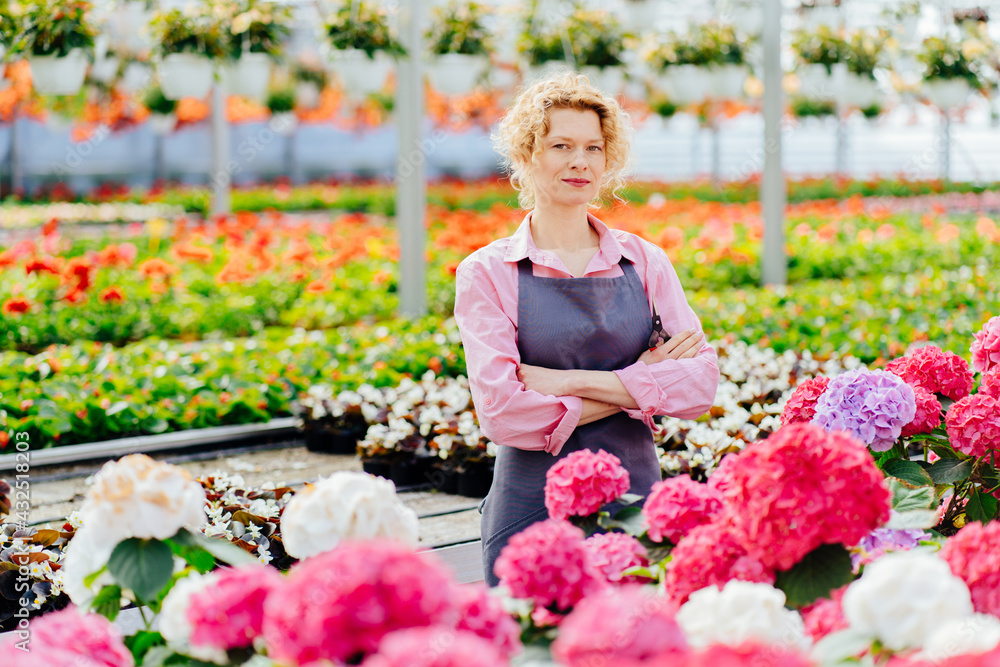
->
[529, 203, 599, 251]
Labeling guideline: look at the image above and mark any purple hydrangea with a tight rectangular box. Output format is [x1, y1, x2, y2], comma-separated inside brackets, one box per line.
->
[851, 527, 930, 570]
[811, 369, 916, 451]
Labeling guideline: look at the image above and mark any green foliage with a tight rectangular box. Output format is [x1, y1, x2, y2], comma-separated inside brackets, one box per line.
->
[518, 6, 626, 68]
[844, 29, 888, 78]
[792, 25, 847, 71]
[265, 87, 295, 114]
[325, 2, 407, 59]
[790, 96, 837, 118]
[107, 538, 174, 602]
[647, 22, 746, 70]
[918, 35, 985, 88]
[6, 0, 97, 58]
[774, 544, 855, 608]
[226, 0, 293, 60]
[149, 7, 230, 59]
[425, 1, 492, 57]
[142, 87, 177, 116]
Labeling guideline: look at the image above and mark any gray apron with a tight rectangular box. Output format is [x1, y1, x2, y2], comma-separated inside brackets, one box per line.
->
[480, 256, 661, 586]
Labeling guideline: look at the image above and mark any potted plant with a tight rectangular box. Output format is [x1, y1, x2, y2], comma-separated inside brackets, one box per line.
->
[791, 25, 848, 101]
[789, 95, 837, 120]
[224, 0, 292, 101]
[883, 1, 921, 45]
[425, 1, 492, 96]
[295, 385, 369, 455]
[645, 26, 715, 105]
[292, 58, 327, 109]
[10, 0, 97, 96]
[266, 86, 297, 136]
[797, 0, 842, 31]
[324, 2, 406, 97]
[918, 35, 984, 109]
[696, 22, 750, 99]
[150, 6, 230, 101]
[840, 29, 886, 108]
[143, 85, 177, 135]
[571, 9, 627, 95]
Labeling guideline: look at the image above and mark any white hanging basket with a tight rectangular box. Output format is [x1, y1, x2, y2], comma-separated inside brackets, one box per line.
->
[661, 64, 712, 105]
[28, 48, 89, 96]
[270, 111, 298, 136]
[924, 78, 970, 109]
[800, 6, 841, 30]
[90, 55, 120, 84]
[119, 61, 152, 93]
[622, 0, 661, 33]
[158, 53, 214, 100]
[796, 63, 844, 100]
[579, 66, 625, 95]
[426, 53, 489, 95]
[295, 81, 321, 109]
[730, 7, 764, 35]
[149, 112, 177, 136]
[709, 64, 748, 99]
[226, 52, 272, 101]
[326, 49, 393, 96]
[840, 73, 879, 108]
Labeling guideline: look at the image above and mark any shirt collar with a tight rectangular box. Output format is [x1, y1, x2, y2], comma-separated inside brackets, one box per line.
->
[503, 210, 637, 266]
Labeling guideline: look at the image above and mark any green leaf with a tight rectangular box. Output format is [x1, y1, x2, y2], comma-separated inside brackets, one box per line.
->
[966, 491, 999, 524]
[618, 493, 645, 506]
[171, 528, 256, 566]
[888, 478, 936, 512]
[812, 628, 876, 664]
[83, 565, 108, 588]
[107, 538, 175, 601]
[124, 630, 165, 664]
[927, 458, 974, 485]
[91, 584, 122, 621]
[599, 506, 646, 537]
[166, 534, 216, 574]
[883, 459, 934, 487]
[774, 543, 855, 608]
[105, 401, 130, 416]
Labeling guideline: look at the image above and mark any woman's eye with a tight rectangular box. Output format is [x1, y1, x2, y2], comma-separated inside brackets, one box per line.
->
[588, 146, 603, 151]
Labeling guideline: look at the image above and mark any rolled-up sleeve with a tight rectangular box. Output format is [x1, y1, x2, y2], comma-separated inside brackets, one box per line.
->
[455, 257, 581, 456]
[612, 245, 720, 426]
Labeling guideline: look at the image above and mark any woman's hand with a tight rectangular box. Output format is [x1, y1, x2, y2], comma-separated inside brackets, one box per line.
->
[517, 364, 574, 396]
[639, 329, 705, 365]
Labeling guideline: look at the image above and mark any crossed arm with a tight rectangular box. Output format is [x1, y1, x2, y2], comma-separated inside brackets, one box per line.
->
[515, 328, 706, 425]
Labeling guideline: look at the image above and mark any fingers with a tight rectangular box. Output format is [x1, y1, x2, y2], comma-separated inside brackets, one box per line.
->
[648, 329, 705, 362]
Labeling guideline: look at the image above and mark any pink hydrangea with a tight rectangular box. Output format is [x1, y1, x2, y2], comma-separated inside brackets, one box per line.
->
[971, 315, 1000, 373]
[800, 586, 848, 641]
[544, 449, 631, 520]
[550, 585, 689, 666]
[979, 367, 1000, 398]
[940, 521, 1000, 617]
[583, 532, 649, 583]
[707, 454, 739, 496]
[901, 385, 943, 438]
[724, 423, 892, 571]
[187, 563, 283, 652]
[2, 606, 133, 667]
[263, 539, 459, 666]
[780, 375, 830, 426]
[938, 646, 1000, 667]
[945, 394, 1000, 458]
[452, 584, 522, 659]
[494, 518, 606, 611]
[642, 475, 724, 545]
[886, 345, 975, 400]
[679, 642, 814, 667]
[361, 626, 507, 667]
[663, 519, 775, 606]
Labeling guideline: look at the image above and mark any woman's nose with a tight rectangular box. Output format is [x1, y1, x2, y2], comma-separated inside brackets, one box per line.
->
[569, 148, 588, 169]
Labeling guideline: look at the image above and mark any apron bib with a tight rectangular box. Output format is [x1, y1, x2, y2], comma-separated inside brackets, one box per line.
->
[480, 256, 661, 586]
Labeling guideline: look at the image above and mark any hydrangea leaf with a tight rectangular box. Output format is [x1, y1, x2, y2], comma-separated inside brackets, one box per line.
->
[883, 459, 934, 487]
[887, 478, 936, 512]
[965, 491, 999, 524]
[107, 538, 174, 602]
[927, 458, 974, 484]
[774, 543, 855, 608]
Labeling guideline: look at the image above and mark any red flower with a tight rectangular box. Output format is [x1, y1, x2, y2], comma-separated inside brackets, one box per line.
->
[137, 258, 179, 277]
[62, 256, 94, 292]
[99, 286, 125, 303]
[2, 297, 31, 315]
[24, 255, 63, 276]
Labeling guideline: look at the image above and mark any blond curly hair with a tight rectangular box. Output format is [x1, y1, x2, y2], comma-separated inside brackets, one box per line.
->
[492, 69, 634, 210]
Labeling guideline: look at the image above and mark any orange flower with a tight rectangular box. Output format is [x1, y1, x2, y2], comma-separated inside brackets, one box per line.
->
[138, 258, 179, 277]
[282, 237, 317, 266]
[215, 251, 256, 284]
[62, 288, 87, 304]
[24, 255, 64, 276]
[305, 279, 327, 293]
[2, 297, 31, 315]
[96, 243, 137, 268]
[99, 286, 125, 303]
[62, 256, 94, 292]
[172, 241, 215, 264]
[42, 217, 59, 236]
[0, 431, 8, 449]
[150, 280, 169, 294]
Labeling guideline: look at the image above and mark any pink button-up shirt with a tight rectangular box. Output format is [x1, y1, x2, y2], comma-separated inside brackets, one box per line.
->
[454, 211, 720, 457]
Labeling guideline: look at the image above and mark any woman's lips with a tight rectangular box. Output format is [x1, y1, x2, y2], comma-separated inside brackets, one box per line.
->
[563, 179, 590, 186]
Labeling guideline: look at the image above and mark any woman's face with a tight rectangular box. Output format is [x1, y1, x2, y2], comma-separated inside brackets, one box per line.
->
[532, 107, 606, 208]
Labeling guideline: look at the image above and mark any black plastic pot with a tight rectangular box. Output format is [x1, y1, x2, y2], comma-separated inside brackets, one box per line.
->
[457, 460, 494, 498]
[362, 458, 392, 480]
[304, 427, 358, 455]
[389, 456, 431, 488]
[427, 461, 459, 494]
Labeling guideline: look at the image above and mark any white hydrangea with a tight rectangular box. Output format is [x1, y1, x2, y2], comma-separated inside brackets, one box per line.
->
[62, 525, 118, 609]
[280, 471, 419, 559]
[917, 614, 1000, 662]
[159, 572, 228, 665]
[676, 581, 809, 651]
[842, 550, 974, 651]
[80, 454, 207, 545]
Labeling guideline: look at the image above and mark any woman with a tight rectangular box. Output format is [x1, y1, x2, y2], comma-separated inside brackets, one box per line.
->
[454, 72, 720, 586]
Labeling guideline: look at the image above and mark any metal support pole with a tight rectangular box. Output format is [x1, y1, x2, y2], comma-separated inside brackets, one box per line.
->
[710, 115, 721, 185]
[835, 112, 847, 175]
[153, 134, 165, 183]
[941, 111, 951, 182]
[210, 81, 231, 216]
[761, 0, 786, 286]
[10, 115, 23, 195]
[396, 0, 427, 317]
[285, 134, 299, 185]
